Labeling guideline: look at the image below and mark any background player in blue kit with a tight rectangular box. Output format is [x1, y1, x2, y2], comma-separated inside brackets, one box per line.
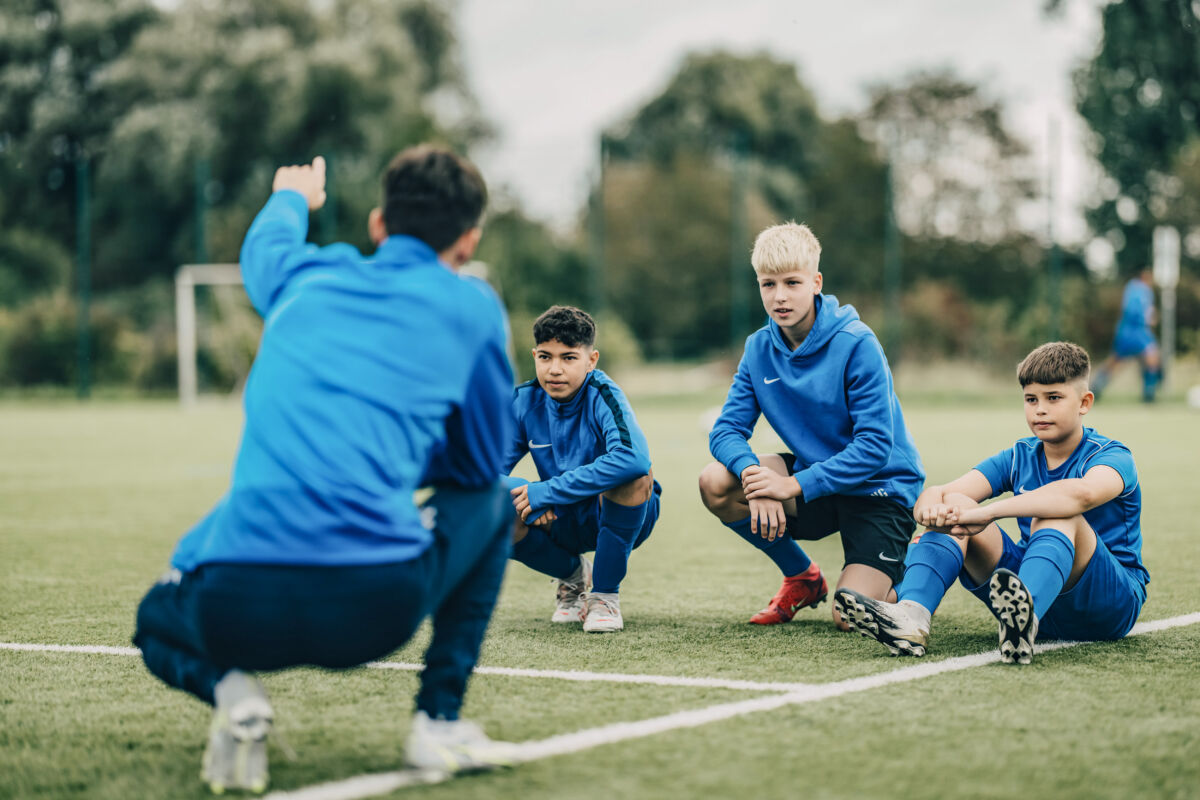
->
[133, 146, 517, 792]
[505, 306, 660, 633]
[836, 342, 1149, 663]
[1092, 267, 1161, 402]
[699, 222, 925, 629]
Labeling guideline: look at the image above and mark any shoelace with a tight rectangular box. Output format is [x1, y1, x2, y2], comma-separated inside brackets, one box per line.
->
[556, 578, 584, 603]
[588, 595, 618, 618]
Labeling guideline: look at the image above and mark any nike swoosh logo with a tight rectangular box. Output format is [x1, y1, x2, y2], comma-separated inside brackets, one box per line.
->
[763, 377, 781, 384]
[878, 552, 899, 562]
[529, 441, 552, 449]
[1016, 485, 1027, 494]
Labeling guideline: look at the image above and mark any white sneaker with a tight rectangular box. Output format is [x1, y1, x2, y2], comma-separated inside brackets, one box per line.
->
[203, 670, 273, 794]
[551, 557, 592, 623]
[582, 592, 623, 632]
[404, 710, 516, 773]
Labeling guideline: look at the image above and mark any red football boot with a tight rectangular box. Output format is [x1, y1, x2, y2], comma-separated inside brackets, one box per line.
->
[749, 562, 828, 624]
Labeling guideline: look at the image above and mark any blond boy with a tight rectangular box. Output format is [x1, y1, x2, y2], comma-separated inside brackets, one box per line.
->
[699, 222, 925, 629]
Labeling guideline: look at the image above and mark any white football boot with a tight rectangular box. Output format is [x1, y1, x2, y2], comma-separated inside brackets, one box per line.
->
[989, 568, 1040, 665]
[551, 556, 592, 623]
[582, 592, 624, 633]
[834, 589, 932, 657]
[202, 670, 273, 794]
[404, 711, 516, 773]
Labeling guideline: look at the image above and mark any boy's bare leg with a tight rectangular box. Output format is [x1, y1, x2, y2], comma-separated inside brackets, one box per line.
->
[700, 458, 827, 625]
[837, 493, 1006, 654]
[698, 456, 798, 522]
[601, 472, 654, 507]
[832, 565, 895, 631]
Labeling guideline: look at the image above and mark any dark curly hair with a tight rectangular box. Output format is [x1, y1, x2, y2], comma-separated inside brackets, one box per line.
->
[381, 145, 487, 252]
[533, 305, 596, 348]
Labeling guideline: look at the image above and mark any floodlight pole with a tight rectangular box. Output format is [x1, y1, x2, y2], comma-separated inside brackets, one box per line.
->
[588, 135, 608, 316]
[195, 157, 210, 264]
[75, 157, 91, 399]
[319, 152, 337, 245]
[1046, 116, 1062, 341]
[883, 154, 902, 363]
[729, 132, 749, 355]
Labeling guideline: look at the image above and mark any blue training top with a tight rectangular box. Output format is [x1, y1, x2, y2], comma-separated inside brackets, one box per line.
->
[709, 294, 925, 508]
[1113, 276, 1155, 356]
[171, 190, 514, 570]
[973, 427, 1149, 590]
[504, 369, 653, 516]
[1118, 277, 1153, 333]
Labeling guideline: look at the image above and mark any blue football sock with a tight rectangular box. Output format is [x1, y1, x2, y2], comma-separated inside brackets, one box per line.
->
[1017, 528, 1074, 619]
[1142, 367, 1161, 402]
[725, 516, 811, 577]
[896, 532, 964, 614]
[511, 527, 579, 582]
[592, 498, 649, 593]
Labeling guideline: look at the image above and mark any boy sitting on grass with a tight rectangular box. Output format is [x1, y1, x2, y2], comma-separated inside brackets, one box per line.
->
[699, 222, 925, 629]
[505, 306, 661, 633]
[836, 341, 1149, 663]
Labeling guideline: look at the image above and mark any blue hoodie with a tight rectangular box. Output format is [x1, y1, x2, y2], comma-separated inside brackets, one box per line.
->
[709, 294, 924, 507]
[170, 189, 514, 570]
[505, 369, 653, 516]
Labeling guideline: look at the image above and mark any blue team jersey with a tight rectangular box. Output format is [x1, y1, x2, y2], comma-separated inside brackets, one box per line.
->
[504, 370, 652, 515]
[973, 427, 1149, 587]
[1113, 277, 1155, 357]
[171, 190, 514, 570]
[1118, 278, 1153, 333]
[709, 294, 925, 507]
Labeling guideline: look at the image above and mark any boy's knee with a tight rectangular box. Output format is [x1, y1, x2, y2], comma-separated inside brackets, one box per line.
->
[944, 492, 979, 508]
[698, 462, 738, 508]
[604, 473, 654, 506]
[1031, 516, 1085, 542]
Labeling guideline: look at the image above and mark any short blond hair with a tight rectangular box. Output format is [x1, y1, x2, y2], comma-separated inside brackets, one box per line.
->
[751, 222, 821, 275]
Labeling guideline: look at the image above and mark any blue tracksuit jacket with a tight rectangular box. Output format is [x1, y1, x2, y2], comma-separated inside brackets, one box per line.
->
[170, 189, 513, 570]
[709, 294, 924, 507]
[504, 370, 652, 516]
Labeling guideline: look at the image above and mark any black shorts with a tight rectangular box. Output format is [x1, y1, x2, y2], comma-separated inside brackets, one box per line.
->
[779, 453, 915, 585]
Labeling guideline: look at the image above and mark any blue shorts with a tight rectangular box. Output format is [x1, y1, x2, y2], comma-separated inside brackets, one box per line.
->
[1113, 326, 1155, 358]
[503, 475, 661, 555]
[960, 529, 1146, 641]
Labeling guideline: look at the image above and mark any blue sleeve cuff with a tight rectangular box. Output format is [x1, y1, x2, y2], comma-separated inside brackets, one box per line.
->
[794, 467, 825, 501]
[526, 481, 549, 511]
[729, 454, 760, 479]
[272, 188, 311, 216]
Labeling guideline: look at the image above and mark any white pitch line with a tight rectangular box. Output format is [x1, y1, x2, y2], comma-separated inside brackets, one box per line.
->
[0, 642, 141, 656]
[0, 642, 815, 693]
[264, 611, 1200, 800]
[367, 660, 818, 693]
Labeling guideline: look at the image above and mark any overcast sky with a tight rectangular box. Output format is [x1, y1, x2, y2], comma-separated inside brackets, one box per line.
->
[458, 0, 1104, 243]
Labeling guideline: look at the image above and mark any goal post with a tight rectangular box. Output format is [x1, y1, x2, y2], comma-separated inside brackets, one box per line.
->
[176, 263, 244, 406]
[174, 260, 507, 406]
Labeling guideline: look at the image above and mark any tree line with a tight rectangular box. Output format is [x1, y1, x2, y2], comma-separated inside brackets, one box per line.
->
[0, 0, 1197, 390]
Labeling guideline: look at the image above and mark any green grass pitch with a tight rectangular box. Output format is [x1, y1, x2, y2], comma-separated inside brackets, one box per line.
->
[2, 391, 1199, 799]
